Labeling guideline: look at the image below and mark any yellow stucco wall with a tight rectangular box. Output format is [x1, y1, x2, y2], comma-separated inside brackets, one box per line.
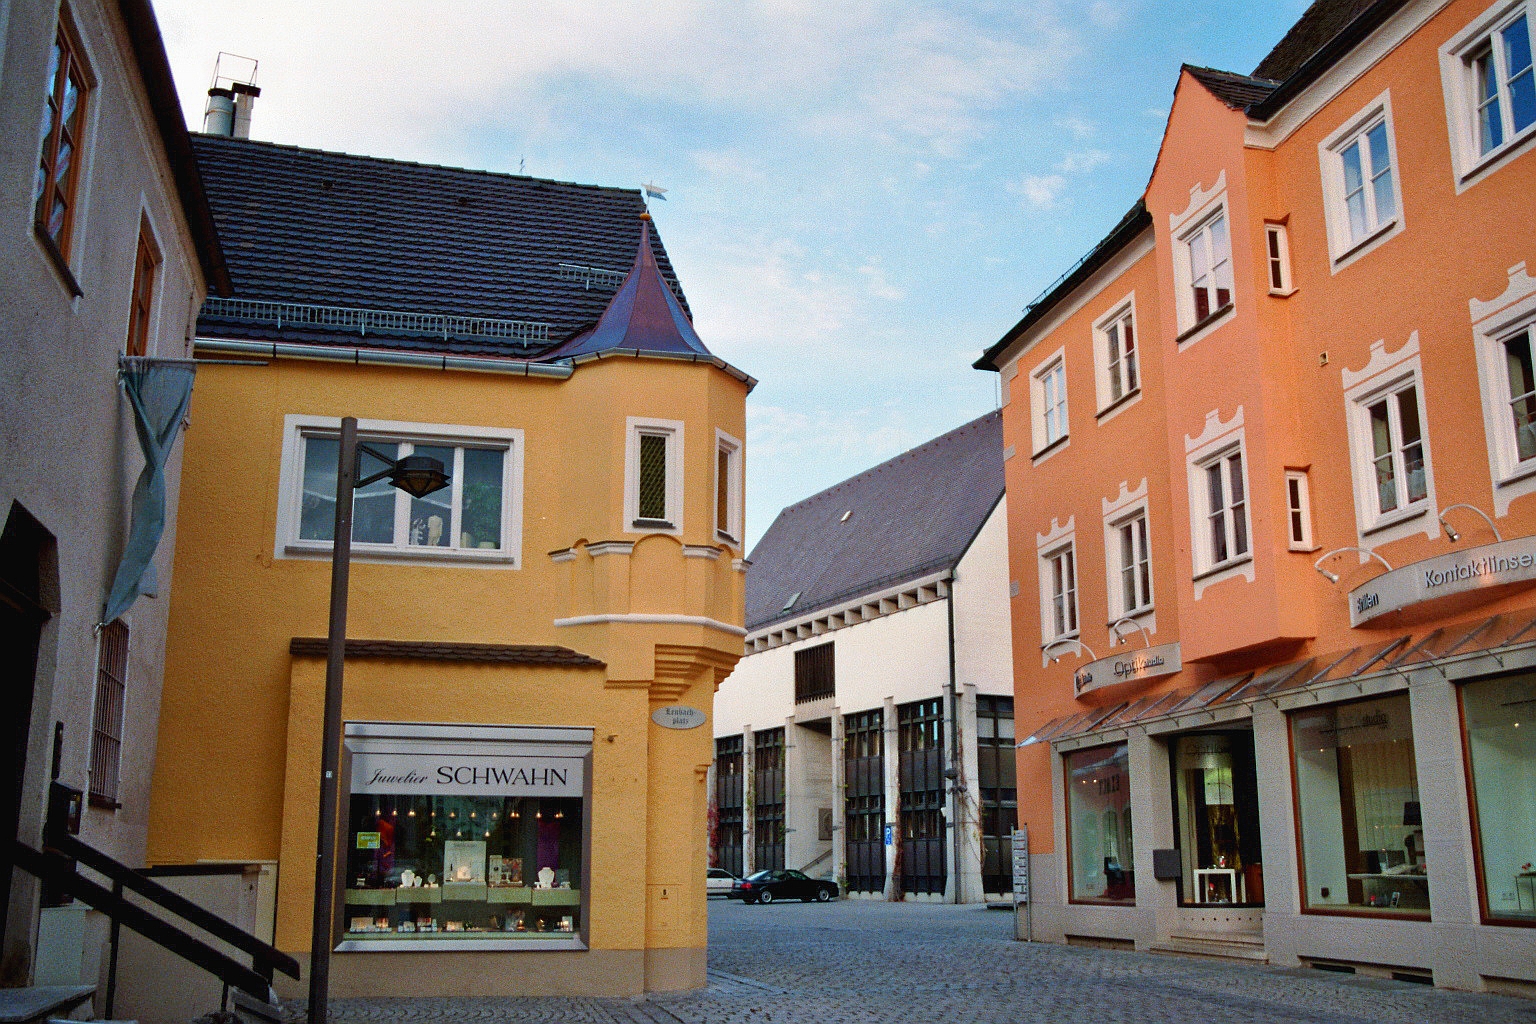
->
[147, 352, 746, 994]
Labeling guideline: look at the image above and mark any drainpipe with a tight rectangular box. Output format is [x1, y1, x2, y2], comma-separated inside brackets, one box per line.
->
[945, 572, 962, 905]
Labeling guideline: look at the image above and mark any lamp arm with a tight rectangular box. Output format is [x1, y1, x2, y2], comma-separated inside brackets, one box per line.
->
[1440, 503, 1503, 543]
[1315, 546, 1394, 579]
[354, 442, 399, 489]
[1043, 638, 1098, 663]
[1108, 617, 1153, 648]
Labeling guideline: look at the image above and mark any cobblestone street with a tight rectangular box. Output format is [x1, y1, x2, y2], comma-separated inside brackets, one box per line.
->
[311, 899, 1536, 1023]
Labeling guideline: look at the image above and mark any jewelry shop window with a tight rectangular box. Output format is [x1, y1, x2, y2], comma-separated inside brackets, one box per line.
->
[1461, 672, 1536, 924]
[1291, 694, 1428, 916]
[340, 723, 591, 950]
[1066, 743, 1134, 905]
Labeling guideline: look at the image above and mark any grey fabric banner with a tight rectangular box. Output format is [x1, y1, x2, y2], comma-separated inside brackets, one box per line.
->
[102, 361, 196, 624]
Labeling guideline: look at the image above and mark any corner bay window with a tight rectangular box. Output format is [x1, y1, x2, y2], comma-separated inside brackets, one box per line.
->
[1504, 328, 1536, 462]
[1066, 743, 1134, 904]
[1185, 212, 1232, 325]
[1461, 673, 1536, 923]
[1291, 694, 1428, 915]
[626, 417, 683, 531]
[1203, 450, 1248, 567]
[1116, 513, 1151, 614]
[1365, 382, 1427, 516]
[1043, 544, 1078, 639]
[342, 723, 590, 947]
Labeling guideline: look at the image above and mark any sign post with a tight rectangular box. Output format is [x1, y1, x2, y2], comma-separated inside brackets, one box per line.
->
[1011, 825, 1031, 942]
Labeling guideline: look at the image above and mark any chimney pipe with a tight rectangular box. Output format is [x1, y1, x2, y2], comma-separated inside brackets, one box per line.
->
[231, 82, 260, 139]
[203, 88, 235, 136]
[204, 53, 260, 138]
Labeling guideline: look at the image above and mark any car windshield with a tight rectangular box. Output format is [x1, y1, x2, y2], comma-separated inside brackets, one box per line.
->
[745, 871, 775, 882]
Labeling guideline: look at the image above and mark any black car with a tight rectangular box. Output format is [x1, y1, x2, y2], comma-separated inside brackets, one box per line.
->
[729, 869, 839, 904]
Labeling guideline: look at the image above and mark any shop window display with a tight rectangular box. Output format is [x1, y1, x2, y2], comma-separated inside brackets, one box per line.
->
[1291, 694, 1428, 915]
[1462, 673, 1536, 923]
[1066, 744, 1134, 904]
[1172, 732, 1263, 905]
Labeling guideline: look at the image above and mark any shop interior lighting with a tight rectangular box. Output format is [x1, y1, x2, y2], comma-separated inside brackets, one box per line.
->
[1313, 546, 1393, 584]
[1438, 503, 1502, 544]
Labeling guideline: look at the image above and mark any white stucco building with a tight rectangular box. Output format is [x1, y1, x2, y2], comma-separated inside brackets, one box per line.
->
[711, 412, 1015, 902]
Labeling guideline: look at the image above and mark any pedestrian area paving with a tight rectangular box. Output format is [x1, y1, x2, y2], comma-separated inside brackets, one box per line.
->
[308, 900, 1536, 1023]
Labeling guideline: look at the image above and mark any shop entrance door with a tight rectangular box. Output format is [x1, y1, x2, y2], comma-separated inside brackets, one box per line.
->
[1169, 729, 1264, 906]
[0, 506, 51, 953]
[897, 698, 946, 896]
[843, 709, 885, 894]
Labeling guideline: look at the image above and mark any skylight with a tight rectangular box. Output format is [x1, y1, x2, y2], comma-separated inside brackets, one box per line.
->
[782, 592, 801, 612]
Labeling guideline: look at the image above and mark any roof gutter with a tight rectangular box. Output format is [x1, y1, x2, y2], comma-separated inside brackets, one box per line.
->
[563, 347, 759, 392]
[194, 337, 574, 378]
[1246, 0, 1410, 121]
[118, 0, 233, 296]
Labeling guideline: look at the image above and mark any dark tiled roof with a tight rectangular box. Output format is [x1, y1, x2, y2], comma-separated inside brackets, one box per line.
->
[1253, 0, 1382, 82]
[744, 411, 1004, 632]
[289, 638, 604, 667]
[1183, 65, 1278, 109]
[190, 135, 688, 358]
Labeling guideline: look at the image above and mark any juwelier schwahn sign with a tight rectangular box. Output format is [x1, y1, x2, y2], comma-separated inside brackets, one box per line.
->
[1349, 536, 1536, 627]
[350, 752, 584, 797]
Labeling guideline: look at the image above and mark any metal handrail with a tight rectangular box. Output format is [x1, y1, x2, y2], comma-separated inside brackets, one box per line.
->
[200, 296, 551, 343]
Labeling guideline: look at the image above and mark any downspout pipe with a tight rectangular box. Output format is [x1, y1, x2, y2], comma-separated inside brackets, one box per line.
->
[945, 573, 961, 904]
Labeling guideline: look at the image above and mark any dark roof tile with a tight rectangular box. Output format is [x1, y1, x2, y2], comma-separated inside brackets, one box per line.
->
[1253, 0, 1381, 82]
[289, 638, 604, 667]
[1183, 65, 1279, 109]
[745, 411, 1004, 631]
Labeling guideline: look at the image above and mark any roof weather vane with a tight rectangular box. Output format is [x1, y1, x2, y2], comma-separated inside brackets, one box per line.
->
[642, 181, 668, 206]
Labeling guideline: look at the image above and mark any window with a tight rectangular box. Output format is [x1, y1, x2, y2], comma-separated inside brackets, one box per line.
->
[753, 728, 786, 872]
[1042, 544, 1078, 640]
[1285, 470, 1315, 550]
[35, 17, 90, 256]
[1066, 744, 1134, 905]
[89, 619, 128, 809]
[1291, 694, 1428, 916]
[1201, 450, 1249, 570]
[126, 221, 159, 356]
[897, 698, 946, 896]
[278, 416, 521, 565]
[1504, 327, 1536, 463]
[1319, 93, 1403, 266]
[1363, 381, 1428, 518]
[1460, 672, 1536, 924]
[794, 642, 834, 703]
[1472, 266, 1536, 513]
[715, 430, 743, 543]
[626, 417, 683, 532]
[714, 735, 745, 879]
[1444, 2, 1536, 187]
[341, 722, 590, 947]
[1184, 212, 1232, 326]
[1265, 223, 1293, 294]
[1114, 512, 1152, 616]
[843, 709, 886, 895]
[1093, 298, 1139, 415]
[976, 696, 1016, 896]
[1031, 356, 1069, 454]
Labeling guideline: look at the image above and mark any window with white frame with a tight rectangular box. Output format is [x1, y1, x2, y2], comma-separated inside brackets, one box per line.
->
[1441, 1, 1535, 185]
[1201, 449, 1249, 570]
[89, 619, 128, 809]
[1094, 299, 1139, 413]
[1030, 353, 1070, 455]
[1502, 327, 1536, 462]
[715, 429, 743, 543]
[1265, 223, 1293, 294]
[1286, 469, 1315, 550]
[1041, 543, 1079, 640]
[1113, 511, 1152, 616]
[626, 417, 683, 532]
[278, 416, 522, 564]
[1360, 380, 1429, 519]
[1472, 265, 1536, 513]
[1319, 93, 1403, 265]
[1185, 212, 1232, 326]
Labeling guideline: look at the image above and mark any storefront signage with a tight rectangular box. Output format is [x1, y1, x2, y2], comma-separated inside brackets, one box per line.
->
[1073, 642, 1182, 695]
[350, 751, 585, 798]
[1350, 536, 1536, 626]
[1011, 826, 1030, 902]
[651, 705, 708, 730]
[1292, 698, 1414, 750]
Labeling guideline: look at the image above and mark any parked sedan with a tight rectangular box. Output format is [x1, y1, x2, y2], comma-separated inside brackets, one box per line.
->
[730, 869, 839, 904]
[707, 867, 739, 898]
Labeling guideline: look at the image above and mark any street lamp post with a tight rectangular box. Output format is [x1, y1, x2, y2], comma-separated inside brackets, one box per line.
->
[308, 417, 448, 1023]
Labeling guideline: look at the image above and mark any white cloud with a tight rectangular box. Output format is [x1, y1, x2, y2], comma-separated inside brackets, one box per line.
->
[1057, 116, 1097, 139]
[1054, 149, 1111, 174]
[858, 264, 905, 301]
[1015, 174, 1067, 209]
[1088, 2, 1127, 28]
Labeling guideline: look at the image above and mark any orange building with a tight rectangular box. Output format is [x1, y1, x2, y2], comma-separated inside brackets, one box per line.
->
[976, 0, 1536, 990]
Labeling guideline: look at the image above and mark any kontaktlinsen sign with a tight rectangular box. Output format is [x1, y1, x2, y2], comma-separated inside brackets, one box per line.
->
[1349, 536, 1536, 627]
[1073, 642, 1182, 695]
[350, 751, 585, 797]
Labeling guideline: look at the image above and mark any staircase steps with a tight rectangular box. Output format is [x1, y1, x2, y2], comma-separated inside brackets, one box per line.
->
[1147, 929, 1268, 964]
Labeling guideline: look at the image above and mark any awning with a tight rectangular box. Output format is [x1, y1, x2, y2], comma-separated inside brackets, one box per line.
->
[1019, 610, 1536, 749]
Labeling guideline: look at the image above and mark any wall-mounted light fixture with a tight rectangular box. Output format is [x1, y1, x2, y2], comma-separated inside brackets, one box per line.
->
[1313, 546, 1393, 584]
[1438, 503, 1502, 544]
[1107, 617, 1152, 648]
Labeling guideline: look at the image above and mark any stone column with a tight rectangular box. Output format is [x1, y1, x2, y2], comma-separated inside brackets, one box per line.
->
[741, 724, 755, 878]
[882, 696, 900, 901]
[831, 706, 847, 893]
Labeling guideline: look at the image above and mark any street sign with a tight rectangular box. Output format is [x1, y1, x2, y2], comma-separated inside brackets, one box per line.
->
[1011, 826, 1030, 901]
[883, 823, 893, 846]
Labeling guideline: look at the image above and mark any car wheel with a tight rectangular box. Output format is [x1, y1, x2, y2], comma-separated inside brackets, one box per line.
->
[816, 887, 833, 902]
[758, 889, 774, 904]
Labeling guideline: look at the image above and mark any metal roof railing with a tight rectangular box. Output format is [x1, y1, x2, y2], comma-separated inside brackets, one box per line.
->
[556, 262, 628, 290]
[200, 296, 551, 343]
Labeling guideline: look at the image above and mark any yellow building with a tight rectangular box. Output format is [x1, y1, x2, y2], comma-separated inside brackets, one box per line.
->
[146, 133, 752, 999]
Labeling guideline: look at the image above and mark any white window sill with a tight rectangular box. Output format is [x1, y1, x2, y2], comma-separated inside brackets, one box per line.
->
[1192, 553, 1252, 584]
[1095, 389, 1142, 423]
[1455, 123, 1536, 193]
[1108, 604, 1155, 625]
[1495, 456, 1536, 490]
[1330, 217, 1400, 273]
[1032, 434, 1070, 466]
[1268, 287, 1298, 298]
[1175, 304, 1234, 348]
[1360, 503, 1428, 538]
[282, 542, 518, 568]
[1287, 542, 1322, 553]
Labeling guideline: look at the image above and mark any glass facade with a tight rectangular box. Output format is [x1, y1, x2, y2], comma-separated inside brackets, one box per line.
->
[1292, 693, 1428, 914]
[1066, 743, 1134, 904]
[1462, 673, 1536, 923]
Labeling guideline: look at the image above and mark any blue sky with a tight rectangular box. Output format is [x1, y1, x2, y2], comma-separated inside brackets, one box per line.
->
[156, 0, 1313, 549]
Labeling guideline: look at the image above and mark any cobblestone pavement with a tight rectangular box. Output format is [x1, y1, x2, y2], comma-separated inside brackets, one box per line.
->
[308, 900, 1536, 1023]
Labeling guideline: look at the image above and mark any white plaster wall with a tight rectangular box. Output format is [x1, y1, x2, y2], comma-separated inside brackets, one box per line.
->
[785, 724, 833, 875]
[0, 0, 208, 988]
[712, 642, 793, 738]
[952, 499, 1014, 698]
